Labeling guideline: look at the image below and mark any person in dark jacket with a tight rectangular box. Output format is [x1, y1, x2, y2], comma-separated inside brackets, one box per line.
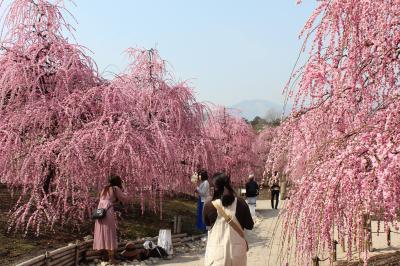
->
[245, 174, 259, 213]
[270, 171, 280, 209]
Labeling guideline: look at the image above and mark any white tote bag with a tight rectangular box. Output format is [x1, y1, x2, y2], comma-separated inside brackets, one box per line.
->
[249, 204, 256, 217]
[157, 229, 173, 255]
[246, 197, 257, 217]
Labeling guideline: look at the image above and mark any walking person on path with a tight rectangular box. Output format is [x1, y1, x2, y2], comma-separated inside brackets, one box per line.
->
[270, 171, 280, 209]
[203, 173, 254, 266]
[196, 169, 210, 233]
[93, 174, 131, 265]
[245, 174, 259, 213]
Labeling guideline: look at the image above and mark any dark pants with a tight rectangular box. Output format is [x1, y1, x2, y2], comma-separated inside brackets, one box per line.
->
[196, 197, 206, 232]
[271, 190, 279, 209]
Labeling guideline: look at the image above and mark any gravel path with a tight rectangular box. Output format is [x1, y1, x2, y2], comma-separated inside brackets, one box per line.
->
[92, 200, 400, 266]
[162, 199, 283, 266]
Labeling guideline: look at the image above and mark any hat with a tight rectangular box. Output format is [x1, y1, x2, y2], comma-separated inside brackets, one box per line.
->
[248, 174, 254, 179]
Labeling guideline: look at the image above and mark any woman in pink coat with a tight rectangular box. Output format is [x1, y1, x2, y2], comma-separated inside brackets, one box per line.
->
[93, 174, 130, 264]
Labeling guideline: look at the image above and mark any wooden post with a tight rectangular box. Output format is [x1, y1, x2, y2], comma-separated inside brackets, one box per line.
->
[340, 238, 345, 252]
[362, 214, 366, 252]
[74, 242, 79, 266]
[44, 250, 49, 266]
[279, 174, 286, 200]
[312, 256, 319, 266]
[279, 181, 286, 200]
[332, 240, 338, 262]
[387, 228, 391, 246]
[82, 249, 87, 263]
[363, 214, 372, 252]
[173, 216, 177, 234]
[177, 216, 182, 234]
[368, 217, 372, 252]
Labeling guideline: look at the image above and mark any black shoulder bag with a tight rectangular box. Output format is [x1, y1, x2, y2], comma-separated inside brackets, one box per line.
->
[92, 204, 112, 220]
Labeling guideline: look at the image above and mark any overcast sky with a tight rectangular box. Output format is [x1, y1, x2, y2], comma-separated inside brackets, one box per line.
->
[65, 1, 316, 106]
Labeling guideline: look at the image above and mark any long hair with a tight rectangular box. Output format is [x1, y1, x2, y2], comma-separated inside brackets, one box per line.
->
[101, 174, 123, 197]
[198, 169, 209, 182]
[212, 172, 235, 207]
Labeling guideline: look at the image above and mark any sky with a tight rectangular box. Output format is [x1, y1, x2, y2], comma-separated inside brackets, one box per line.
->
[64, 1, 317, 106]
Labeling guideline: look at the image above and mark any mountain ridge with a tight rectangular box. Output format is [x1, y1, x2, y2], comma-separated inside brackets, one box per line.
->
[229, 99, 284, 120]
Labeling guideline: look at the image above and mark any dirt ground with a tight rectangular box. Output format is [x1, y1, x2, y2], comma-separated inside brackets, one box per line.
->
[0, 184, 200, 266]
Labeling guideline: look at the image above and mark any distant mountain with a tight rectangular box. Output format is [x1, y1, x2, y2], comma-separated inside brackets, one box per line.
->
[230, 99, 285, 120]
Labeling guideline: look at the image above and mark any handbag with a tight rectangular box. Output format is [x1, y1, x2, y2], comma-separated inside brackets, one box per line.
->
[92, 204, 112, 220]
[92, 187, 115, 220]
[212, 200, 249, 251]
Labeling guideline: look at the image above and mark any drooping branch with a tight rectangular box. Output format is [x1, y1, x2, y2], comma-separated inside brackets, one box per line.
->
[267, 0, 400, 264]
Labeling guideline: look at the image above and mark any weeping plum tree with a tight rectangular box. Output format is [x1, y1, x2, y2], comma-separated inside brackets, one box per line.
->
[124, 49, 214, 194]
[206, 107, 259, 185]
[82, 48, 211, 214]
[0, 0, 102, 234]
[252, 126, 277, 179]
[267, 0, 400, 264]
[0, 0, 211, 234]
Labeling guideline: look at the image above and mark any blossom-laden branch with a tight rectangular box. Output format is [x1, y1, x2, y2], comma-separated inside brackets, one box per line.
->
[267, 0, 400, 264]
